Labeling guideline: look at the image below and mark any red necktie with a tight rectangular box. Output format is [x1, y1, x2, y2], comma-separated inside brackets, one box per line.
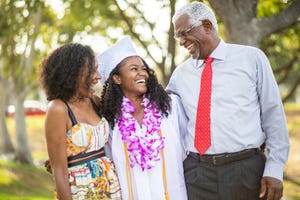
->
[194, 57, 214, 155]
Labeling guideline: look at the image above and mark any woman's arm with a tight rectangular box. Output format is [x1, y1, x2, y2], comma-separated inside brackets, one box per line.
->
[45, 100, 72, 200]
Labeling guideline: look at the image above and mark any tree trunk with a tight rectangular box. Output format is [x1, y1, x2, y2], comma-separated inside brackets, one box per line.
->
[14, 96, 33, 165]
[0, 80, 15, 155]
[12, 5, 42, 165]
[209, 0, 300, 47]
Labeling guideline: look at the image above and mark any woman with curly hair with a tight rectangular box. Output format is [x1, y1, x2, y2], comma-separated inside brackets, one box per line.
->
[97, 36, 187, 200]
[40, 43, 121, 200]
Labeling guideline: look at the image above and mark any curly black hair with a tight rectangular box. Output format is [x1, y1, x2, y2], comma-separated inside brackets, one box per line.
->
[99, 57, 171, 129]
[39, 43, 95, 101]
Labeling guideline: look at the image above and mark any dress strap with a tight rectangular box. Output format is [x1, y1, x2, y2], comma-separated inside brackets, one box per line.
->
[63, 98, 99, 126]
[90, 98, 100, 116]
[63, 100, 77, 126]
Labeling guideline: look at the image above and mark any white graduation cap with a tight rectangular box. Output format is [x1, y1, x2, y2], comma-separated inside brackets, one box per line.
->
[97, 36, 138, 85]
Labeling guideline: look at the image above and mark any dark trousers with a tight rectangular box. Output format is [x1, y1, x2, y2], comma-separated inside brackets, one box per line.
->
[183, 151, 266, 200]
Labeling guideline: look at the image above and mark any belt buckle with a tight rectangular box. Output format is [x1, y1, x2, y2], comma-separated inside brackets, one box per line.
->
[212, 154, 224, 165]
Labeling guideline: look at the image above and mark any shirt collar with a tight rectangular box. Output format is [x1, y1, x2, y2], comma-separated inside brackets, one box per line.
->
[210, 39, 226, 61]
[193, 39, 227, 68]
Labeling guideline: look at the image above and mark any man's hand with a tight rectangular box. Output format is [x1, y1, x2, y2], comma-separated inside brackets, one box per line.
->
[260, 176, 283, 200]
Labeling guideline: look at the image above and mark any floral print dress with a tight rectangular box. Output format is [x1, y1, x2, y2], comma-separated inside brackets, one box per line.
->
[61, 101, 121, 200]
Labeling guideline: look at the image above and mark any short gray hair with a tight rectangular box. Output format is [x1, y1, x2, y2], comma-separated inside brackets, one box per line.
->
[172, 1, 218, 32]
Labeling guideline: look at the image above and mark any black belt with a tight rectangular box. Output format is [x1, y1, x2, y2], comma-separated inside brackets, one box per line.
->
[187, 148, 260, 166]
[67, 147, 105, 167]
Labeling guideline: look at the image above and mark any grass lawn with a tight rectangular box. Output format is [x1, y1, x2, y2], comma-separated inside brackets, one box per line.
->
[1, 115, 53, 200]
[0, 160, 53, 200]
[1, 104, 300, 199]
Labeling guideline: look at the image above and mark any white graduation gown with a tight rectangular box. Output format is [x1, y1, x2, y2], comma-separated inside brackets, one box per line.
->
[108, 94, 188, 200]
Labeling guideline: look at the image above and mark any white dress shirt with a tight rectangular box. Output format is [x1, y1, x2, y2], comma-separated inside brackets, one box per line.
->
[166, 40, 290, 181]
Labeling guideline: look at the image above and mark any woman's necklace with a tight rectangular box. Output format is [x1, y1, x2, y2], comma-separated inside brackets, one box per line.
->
[118, 95, 164, 171]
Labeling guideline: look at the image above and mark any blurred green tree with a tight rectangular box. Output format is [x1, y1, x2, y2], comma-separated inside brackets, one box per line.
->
[0, 0, 45, 164]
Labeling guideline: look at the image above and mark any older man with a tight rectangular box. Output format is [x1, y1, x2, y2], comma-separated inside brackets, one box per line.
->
[166, 2, 290, 200]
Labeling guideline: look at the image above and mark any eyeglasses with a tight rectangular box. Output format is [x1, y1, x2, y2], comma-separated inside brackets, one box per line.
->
[174, 25, 196, 41]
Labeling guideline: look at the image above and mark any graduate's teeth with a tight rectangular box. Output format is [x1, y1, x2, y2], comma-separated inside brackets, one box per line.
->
[136, 79, 145, 84]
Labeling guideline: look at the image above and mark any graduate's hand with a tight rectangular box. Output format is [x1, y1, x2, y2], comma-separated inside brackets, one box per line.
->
[259, 176, 283, 200]
[44, 159, 52, 174]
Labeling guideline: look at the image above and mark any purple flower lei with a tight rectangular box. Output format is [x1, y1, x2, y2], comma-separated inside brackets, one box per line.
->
[117, 95, 164, 171]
